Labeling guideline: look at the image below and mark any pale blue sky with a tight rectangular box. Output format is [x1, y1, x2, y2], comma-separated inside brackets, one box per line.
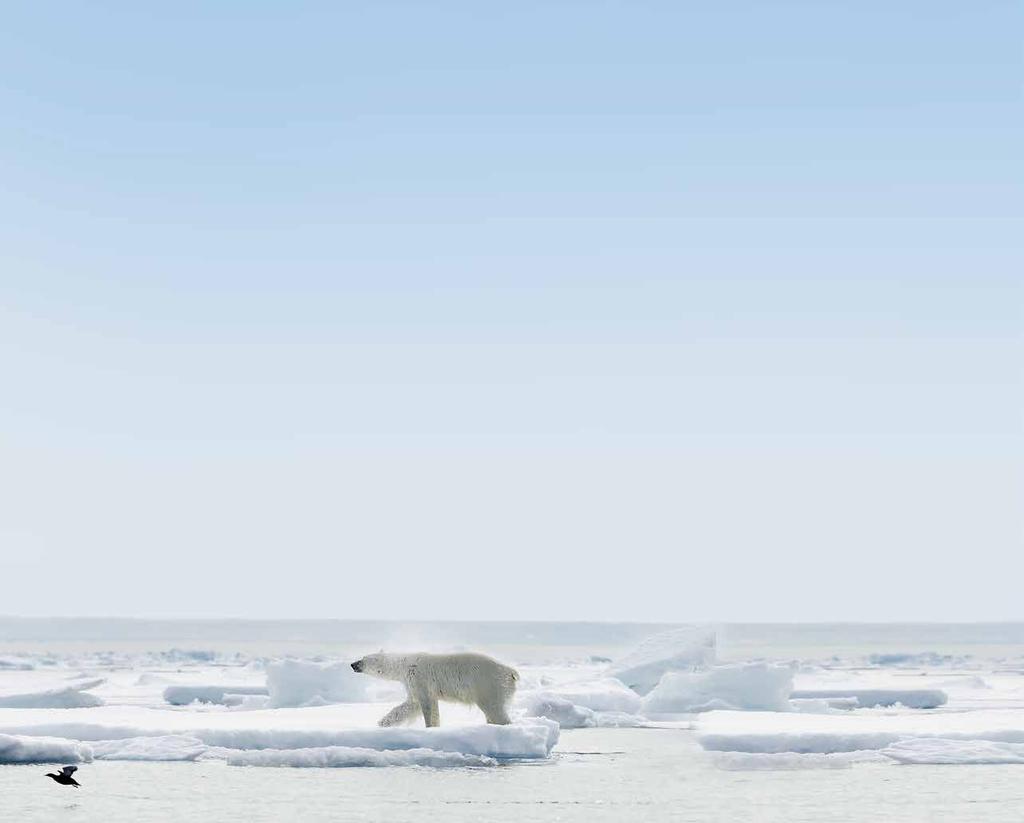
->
[1, 2, 1020, 620]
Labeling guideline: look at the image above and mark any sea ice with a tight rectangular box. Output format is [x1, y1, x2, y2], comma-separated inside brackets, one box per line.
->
[91, 735, 208, 761]
[709, 751, 873, 770]
[642, 663, 793, 714]
[226, 746, 498, 768]
[520, 694, 596, 728]
[608, 626, 717, 695]
[163, 685, 269, 706]
[789, 689, 947, 709]
[0, 732, 92, 764]
[0, 679, 105, 709]
[0, 707, 560, 760]
[537, 678, 643, 714]
[265, 659, 370, 707]
[882, 738, 1024, 765]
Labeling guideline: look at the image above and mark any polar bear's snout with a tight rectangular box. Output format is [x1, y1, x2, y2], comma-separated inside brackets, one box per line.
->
[350, 659, 364, 673]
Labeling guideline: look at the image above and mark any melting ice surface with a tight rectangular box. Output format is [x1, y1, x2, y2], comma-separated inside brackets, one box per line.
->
[3, 620, 1024, 820]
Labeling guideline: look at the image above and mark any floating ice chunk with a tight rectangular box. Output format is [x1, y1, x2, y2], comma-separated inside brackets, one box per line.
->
[163, 686, 269, 706]
[0, 657, 34, 671]
[91, 735, 207, 761]
[709, 751, 873, 770]
[223, 694, 271, 709]
[227, 746, 498, 768]
[608, 627, 717, 695]
[517, 676, 645, 728]
[789, 689, 947, 709]
[0, 679, 105, 709]
[520, 694, 596, 729]
[789, 697, 858, 713]
[882, 738, 1024, 765]
[542, 679, 642, 714]
[0, 733, 92, 764]
[266, 660, 370, 707]
[191, 721, 560, 760]
[642, 663, 793, 714]
[0, 709, 560, 760]
[700, 731, 902, 754]
[592, 711, 646, 727]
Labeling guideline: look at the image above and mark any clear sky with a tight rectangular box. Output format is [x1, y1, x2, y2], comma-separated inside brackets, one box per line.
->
[1, 1, 1020, 621]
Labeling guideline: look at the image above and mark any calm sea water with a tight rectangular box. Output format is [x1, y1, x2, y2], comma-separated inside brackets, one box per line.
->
[4, 728, 1024, 823]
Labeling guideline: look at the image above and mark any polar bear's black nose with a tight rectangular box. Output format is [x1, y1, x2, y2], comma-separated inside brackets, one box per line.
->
[351, 660, 363, 672]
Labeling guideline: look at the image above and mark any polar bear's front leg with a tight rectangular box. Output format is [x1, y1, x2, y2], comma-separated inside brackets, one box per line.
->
[378, 698, 418, 727]
[410, 679, 440, 727]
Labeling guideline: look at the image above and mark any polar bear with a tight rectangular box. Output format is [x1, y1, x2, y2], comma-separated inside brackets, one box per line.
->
[351, 652, 519, 727]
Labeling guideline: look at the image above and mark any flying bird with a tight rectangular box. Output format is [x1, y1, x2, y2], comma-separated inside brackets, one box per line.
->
[45, 766, 81, 787]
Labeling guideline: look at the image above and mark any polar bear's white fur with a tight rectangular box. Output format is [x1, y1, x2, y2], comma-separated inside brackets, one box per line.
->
[351, 652, 519, 727]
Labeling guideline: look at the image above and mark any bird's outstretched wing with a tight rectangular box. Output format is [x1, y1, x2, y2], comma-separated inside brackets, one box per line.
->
[61, 765, 78, 776]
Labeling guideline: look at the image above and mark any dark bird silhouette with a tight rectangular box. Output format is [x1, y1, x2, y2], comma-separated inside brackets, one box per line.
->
[45, 765, 80, 787]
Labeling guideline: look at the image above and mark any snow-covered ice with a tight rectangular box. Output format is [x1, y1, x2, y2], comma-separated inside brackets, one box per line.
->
[789, 688, 947, 709]
[265, 659, 372, 707]
[226, 746, 499, 768]
[642, 663, 793, 714]
[0, 732, 92, 764]
[164, 685, 269, 706]
[607, 626, 717, 695]
[882, 738, 1024, 765]
[91, 735, 209, 761]
[0, 678, 105, 709]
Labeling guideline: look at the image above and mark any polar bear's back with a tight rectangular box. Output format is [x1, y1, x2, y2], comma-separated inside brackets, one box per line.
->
[407, 652, 518, 706]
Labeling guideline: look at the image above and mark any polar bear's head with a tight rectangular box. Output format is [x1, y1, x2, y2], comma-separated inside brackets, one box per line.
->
[350, 653, 396, 680]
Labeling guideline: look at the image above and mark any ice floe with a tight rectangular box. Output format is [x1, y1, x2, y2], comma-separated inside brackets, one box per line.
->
[0, 732, 92, 764]
[709, 751, 879, 770]
[642, 663, 793, 714]
[0, 678, 105, 709]
[163, 685, 269, 706]
[91, 735, 208, 761]
[226, 746, 498, 768]
[607, 626, 717, 695]
[265, 659, 371, 707]
[789, 689, 947, 709]
[882, 738, 1024, 765]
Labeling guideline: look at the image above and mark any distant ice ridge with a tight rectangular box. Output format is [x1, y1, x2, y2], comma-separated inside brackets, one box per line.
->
[0, 733, 92, 764]
[790, 689, 947, 710]
[642, 663, 794, 714]
[163, 686, 269, 706]
[882, 738, 1024, 765]
[866, 652, 971, 668]
[265, 659, 371, 707]
[0, 657, 35, 671]
[607, 626, 717, 695]
[226, 746, 498, 768]
[0, 678, 105, 709]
